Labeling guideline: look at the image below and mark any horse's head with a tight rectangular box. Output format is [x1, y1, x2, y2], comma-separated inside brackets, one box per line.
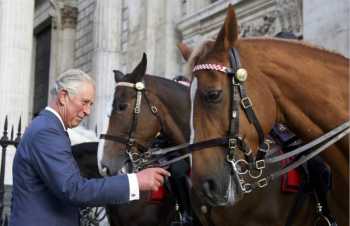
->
[97, 54, 163, 175]
[179, 5, 276, 207]
[98, 53, 191, 176]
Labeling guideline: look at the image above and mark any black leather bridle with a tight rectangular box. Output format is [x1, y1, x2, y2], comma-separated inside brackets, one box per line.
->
[100, 81, 164, 172]
[189, 48, 271, 193]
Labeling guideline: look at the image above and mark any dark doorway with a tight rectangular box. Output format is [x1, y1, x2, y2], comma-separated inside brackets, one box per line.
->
[33, 20, 51, 117]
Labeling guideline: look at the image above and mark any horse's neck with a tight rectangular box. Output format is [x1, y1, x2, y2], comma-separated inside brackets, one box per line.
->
[146, 76, 191, 144]
[243, 39, 348, 129]
[243, 39, 349, 182]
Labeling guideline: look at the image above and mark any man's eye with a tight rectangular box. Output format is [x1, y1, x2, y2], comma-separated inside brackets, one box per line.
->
[82, 100, 90, 106]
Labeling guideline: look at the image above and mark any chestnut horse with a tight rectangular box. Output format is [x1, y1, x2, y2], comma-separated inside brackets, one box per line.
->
[179, 5, 349, 226]
[97, 54, 203, 226]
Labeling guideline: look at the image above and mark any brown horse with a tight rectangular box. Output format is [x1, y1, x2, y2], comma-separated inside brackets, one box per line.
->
[72, 142, 100, 179]
[179, 5, 349, 226]
[72, 141, 177, 226]
[97, 54, 201, 226]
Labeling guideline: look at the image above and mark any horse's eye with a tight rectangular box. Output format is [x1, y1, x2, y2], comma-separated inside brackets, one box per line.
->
[204, 90, 222, 103]
[116, 103, 128, 111]
[113, 101, 128, 112]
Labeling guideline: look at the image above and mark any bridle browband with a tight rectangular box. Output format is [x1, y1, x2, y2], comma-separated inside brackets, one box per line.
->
[100, 80, 164, 172]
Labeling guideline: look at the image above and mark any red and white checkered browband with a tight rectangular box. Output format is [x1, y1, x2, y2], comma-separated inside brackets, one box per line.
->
[192, 64, 228, 73]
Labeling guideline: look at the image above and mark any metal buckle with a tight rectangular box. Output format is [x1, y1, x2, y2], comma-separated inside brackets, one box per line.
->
[151, 106, 158, 113]
[135, 82, 145, 90]
[128, 138, 135, 146]
[258, 141, 270, 153]
[228, 138, 237, 149]
[129, 152, 140, 162]
[248, 168, 262, 179]
[241, 97, 253, 109]
[234, 159, 248, 175]
[134, 106, 140, 114]
[255, 159, 265, 170]
[257, 178, 268, 188]
[143, 150, 151, 159]
[242, 183, 252, 193]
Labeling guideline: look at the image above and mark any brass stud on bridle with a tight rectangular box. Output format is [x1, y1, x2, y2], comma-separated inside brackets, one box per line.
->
[236, 68, 248, 82]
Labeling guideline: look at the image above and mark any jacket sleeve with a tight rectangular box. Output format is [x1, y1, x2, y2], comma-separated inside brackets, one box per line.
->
[29, 127, 130, 206]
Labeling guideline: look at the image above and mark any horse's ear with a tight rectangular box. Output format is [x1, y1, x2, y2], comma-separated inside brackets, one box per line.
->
[113, 70, 124, 83]
[178, 43, 192, 61]
[131, 53, 147, 82]
[214, 4, 239, 51]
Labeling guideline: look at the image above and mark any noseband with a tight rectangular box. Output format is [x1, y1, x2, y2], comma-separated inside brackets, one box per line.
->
[100, 81, 164, 172]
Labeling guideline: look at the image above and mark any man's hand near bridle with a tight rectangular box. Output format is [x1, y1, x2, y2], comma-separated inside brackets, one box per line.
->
[136, 168, 171, 191]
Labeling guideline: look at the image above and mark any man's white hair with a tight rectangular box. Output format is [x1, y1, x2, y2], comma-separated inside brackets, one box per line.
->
[50, 69, 95, 96]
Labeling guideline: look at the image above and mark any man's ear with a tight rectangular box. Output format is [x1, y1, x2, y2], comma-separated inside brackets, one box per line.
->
[57, 89, 68, 106]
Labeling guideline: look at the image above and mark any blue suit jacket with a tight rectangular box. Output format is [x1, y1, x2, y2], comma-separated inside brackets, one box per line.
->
[10, 110, 130, 226]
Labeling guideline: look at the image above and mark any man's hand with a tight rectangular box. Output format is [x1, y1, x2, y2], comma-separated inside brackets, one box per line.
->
[136, 168, 171, 191]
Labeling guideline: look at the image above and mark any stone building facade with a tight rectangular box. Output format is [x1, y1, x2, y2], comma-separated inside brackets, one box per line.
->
[0, 0, 348, 221]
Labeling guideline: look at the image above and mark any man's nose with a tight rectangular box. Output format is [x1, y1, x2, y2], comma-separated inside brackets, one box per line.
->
[83, 104, 91, 116]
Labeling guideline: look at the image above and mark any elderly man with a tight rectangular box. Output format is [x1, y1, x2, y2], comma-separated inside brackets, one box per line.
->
[10, 69, 170, 226]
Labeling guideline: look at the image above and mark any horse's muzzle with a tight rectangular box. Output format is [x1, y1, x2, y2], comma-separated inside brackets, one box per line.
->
[200, 170, 242, 206]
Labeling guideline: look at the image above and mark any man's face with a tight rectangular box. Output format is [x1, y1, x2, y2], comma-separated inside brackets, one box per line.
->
[64, 82, 95, 128]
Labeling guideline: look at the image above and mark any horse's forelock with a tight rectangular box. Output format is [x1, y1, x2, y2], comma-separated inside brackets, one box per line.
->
[184, 40, 215, 78]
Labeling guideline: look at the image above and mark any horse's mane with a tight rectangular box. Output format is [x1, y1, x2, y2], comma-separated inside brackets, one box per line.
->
[145, 74, 188, 90]
[144, 74, 189, 111]
[143, 74, 191, 140]
[185, 37, 348, 79]
[244, 37, 348, 59]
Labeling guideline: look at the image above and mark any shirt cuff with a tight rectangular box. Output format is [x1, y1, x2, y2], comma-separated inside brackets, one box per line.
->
[127, 173, 140, 201]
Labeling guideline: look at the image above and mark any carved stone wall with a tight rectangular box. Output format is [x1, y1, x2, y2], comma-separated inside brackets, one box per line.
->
[61, 5, 78, 29]
[177, 0, 303, 47]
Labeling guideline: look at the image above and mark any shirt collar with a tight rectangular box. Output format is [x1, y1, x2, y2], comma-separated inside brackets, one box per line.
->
[45, 106, 67, 131]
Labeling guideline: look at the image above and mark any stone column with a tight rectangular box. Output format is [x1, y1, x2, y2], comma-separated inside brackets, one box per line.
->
[0, 0, 34, 131]
[0, 0, 34, 186]
[59, 5, 78, 72]
[90, 0, 122, 133]
[163, 1, 183, 78]
[144, 0, 162, 74]
[144, 0, 182, 77]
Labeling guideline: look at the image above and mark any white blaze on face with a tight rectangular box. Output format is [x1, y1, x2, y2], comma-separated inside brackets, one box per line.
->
[97, 97, 114, 176]
[189, 77, 198, 145]
[189, 78, 198, 167]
